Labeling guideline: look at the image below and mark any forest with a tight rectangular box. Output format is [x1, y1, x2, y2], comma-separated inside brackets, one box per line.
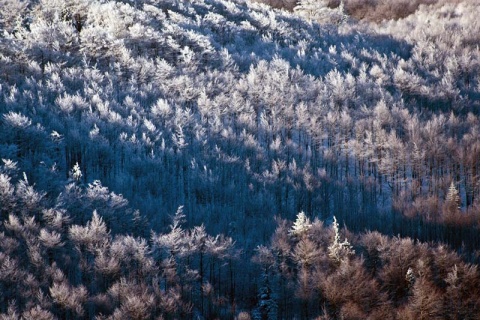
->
[0, 0, 480, 318]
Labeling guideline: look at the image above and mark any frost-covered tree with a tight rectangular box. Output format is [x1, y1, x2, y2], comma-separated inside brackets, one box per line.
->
[0, 0, 28, 34]
[327, 216, 353, 264]
[445, 181, 460, 211]
[0, 174, 16, 217]
[294, 0, 347, 24]
[289, 211, 312, 237]
[70, 162, 82, 182]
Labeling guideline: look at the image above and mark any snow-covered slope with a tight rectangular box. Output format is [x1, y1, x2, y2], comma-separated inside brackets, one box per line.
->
[1, 0, 480, 317]
[2, 0, 480, 245]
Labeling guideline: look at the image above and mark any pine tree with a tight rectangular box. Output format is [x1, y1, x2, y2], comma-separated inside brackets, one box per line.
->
[446, 181, 460, 211]
[253, 273, 277, 320]
[327, 216, 353, 265]
[289, 211, 312, 238]
[0, 174, 16, 217]
[70, 162, 83, 183]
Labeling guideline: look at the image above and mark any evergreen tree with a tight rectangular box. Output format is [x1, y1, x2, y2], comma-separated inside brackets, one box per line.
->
[289, 211, 312, 238]
[327, 216, 353, 265]
[253, 273, 277, 320]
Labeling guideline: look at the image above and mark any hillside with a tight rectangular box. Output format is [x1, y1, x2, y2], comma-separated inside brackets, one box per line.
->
[1, 0, 480, 318]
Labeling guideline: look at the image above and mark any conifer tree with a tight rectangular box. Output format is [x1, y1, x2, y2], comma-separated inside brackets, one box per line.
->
[253, 273, 277, 320]
[327, 216, 353, 265]
[445, 181, 461, 212]
[289, 211, 312, 238]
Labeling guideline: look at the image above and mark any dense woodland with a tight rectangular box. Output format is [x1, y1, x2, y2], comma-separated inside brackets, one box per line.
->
[1, 0, 480, 318]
